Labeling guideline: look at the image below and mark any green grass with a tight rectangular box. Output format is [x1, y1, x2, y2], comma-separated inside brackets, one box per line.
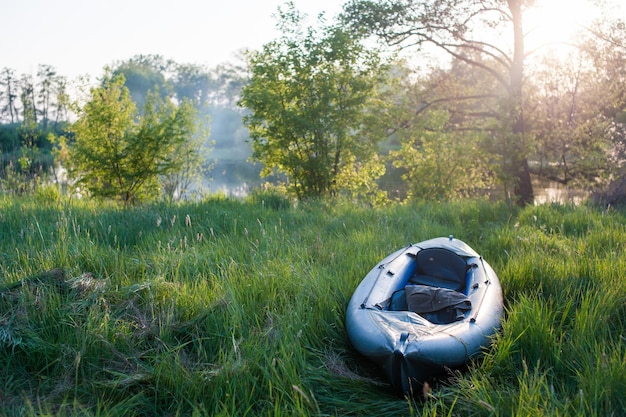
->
[0, 196, 624, 416]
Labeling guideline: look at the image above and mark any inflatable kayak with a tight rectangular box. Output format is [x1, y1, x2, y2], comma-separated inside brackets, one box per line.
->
[345, 237, 503, 396]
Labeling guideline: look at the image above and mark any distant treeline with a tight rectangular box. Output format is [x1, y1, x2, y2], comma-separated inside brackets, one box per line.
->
[0, 55, 256, 193]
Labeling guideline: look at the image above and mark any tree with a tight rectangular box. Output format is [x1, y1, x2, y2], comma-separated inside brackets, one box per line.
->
[528, 52, 613, 188]
[578, 17, 626, 202]
[391, 109, 495, 200]
[112, 55, 169, 110]
[1, 65, 69, 130]
[205, 60, 249, 108]
[342, 0, 536, 205]
[377, 50, 505, 200]
[17, 87, 40, 175]
[171, 62, 212, 107]
[160, 136, 210, 203]
[51, 75, 70, 128]
[239, 4, 390, 200]
[20, 74, 37, 125]
[59, 72, 206, 204]
[36, 65, 56, 130]
[0, 68, 19, 124]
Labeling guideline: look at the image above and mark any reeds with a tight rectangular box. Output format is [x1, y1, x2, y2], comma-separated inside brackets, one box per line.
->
[0, 196, 623, 416]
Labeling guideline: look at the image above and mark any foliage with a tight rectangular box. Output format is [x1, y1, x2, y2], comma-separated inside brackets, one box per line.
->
[160, 132, 213, 203]
[334, 153, 389, 206]
[0, 68, 20, 124]
[0, 66, 70, 194]
[0, 196, 624, 416]
[112, 55, 169, 110]
[0, 161, 36, 195]
[17, 85, 43, 187]
[112, 55, 250, 193]
[341, 0, 538, 205]
[0, 123, 20, 152]
[240, 4, 390, 200]
[577, 19, 626, 190]
[112, 54, 249, 111]
[0, 65, 69, 128]
[0, 87, 56, 195]
[523, 44, 622, 191]
[391, 109, 495, 200]
[3, 4, 626, 205]
[340, 1, 626, 204]
[57, 72, 207, 204]
[2, 57, 248, 200]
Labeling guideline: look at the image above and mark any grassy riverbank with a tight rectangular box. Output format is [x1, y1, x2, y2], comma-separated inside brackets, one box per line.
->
[0, 195, 624, 416]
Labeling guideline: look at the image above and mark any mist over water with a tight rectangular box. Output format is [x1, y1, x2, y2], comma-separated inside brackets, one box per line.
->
[532, 179, 589, 205]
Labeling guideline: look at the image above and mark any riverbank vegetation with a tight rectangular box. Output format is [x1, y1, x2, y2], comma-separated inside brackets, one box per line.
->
[0, 195, 623, 416]
[4, 2, 626, 205]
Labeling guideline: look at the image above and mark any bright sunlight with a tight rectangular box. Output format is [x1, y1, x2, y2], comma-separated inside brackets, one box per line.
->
[524, 0, 602, 57]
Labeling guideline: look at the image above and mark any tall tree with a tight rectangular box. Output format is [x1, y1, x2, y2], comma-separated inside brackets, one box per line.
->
[59, 72, 206, 204]
[239, 4, 390, 199]
[342, 0, 535, 205]
[0, 68, 19, 124]
[1, 66, 69, 129]
[36, 65, 56, 130]
[20, 74, 37, 125]
[52, 75, 70, 128]
[17, 82, 41, 186]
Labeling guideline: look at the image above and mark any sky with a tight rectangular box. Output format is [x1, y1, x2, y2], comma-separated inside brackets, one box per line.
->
[2, 0, 624, 80]
[1, 0, 343, 79]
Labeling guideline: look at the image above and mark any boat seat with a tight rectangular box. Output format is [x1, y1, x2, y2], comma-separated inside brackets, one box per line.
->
[409, 248, 468, 292]
[387, 284, 472, 324]
[389, 288, 409, 311]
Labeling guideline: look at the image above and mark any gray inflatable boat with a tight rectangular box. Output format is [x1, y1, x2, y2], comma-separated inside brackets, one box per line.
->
[345, 237, 503, 396]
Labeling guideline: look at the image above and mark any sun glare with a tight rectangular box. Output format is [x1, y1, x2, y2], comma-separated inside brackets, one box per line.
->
[524, 0, 600, 57]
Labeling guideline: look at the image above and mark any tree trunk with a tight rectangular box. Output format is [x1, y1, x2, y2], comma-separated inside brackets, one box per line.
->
[508, 0, 534, 206]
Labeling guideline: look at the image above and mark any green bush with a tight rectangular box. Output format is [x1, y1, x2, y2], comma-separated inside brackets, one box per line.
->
[34, 184, 61, 205]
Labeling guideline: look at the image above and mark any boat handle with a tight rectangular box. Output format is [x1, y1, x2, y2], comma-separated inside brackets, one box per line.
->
[470, 258, 492, 323]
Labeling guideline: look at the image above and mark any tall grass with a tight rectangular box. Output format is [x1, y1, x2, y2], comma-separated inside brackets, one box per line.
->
[0, 196, 623, 416]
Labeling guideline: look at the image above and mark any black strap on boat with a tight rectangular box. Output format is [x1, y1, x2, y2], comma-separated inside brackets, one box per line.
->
[391, 332, 410, 396]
